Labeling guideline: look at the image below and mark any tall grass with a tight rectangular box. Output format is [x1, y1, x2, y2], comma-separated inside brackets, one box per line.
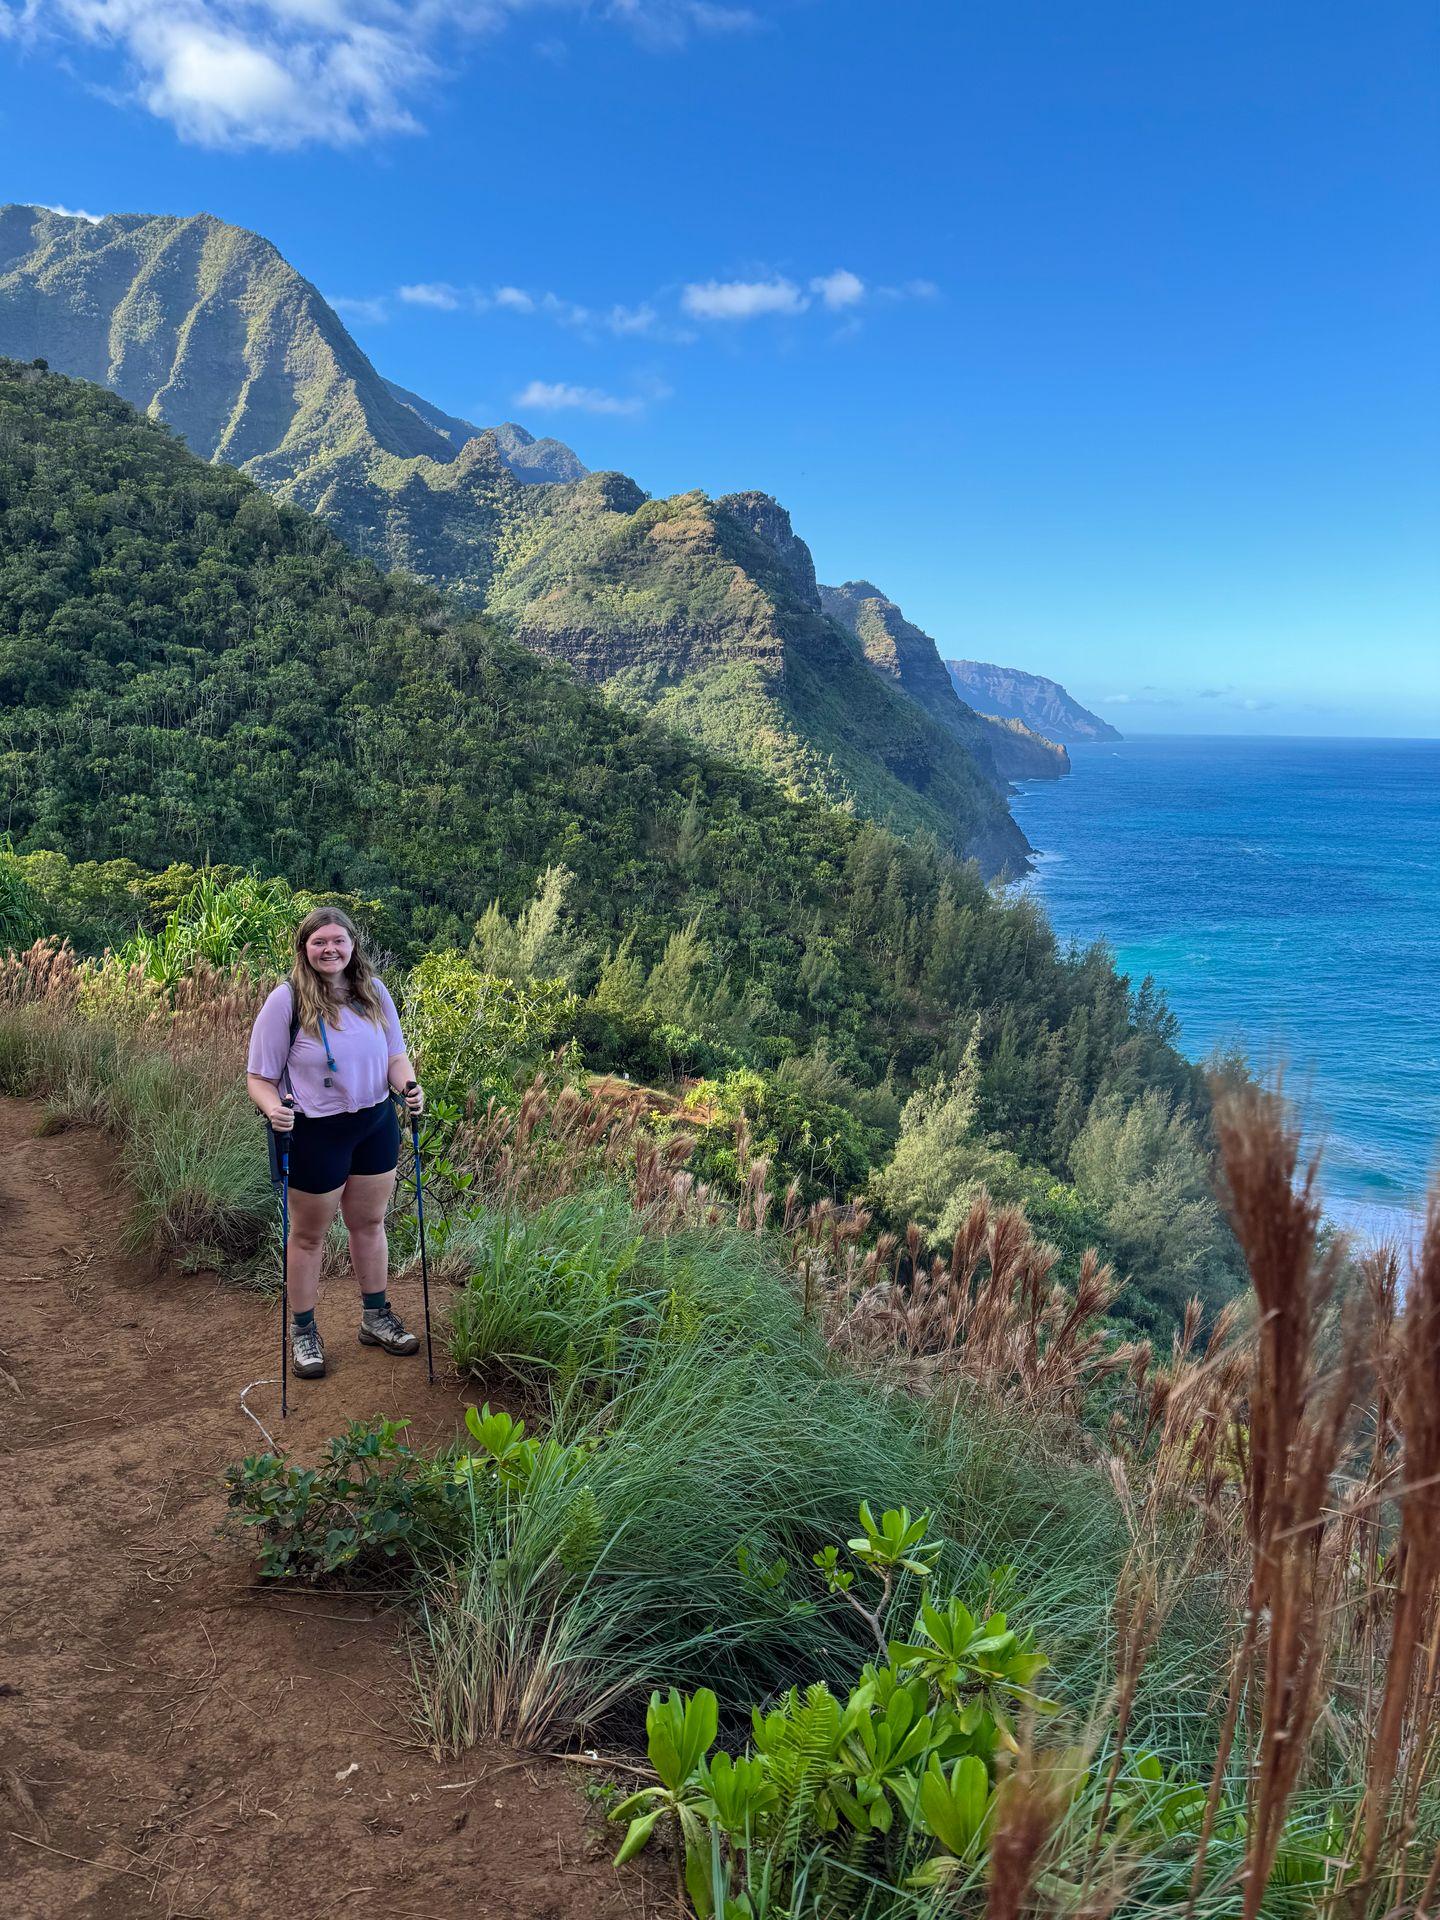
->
[418, 1186, 1193, 1766]
[0, 940, 274, 1261]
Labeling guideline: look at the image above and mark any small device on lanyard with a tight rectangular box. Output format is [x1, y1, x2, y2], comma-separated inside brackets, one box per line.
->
[317, 1013, 339, 1089]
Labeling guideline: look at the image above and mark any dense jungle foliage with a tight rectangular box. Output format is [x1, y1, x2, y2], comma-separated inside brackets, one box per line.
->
[0, 361, 1241, 1322]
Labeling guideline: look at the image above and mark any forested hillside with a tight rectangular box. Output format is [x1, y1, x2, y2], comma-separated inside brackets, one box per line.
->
[0, 204, 1031, 874]
[0, 360, 1239, 1323]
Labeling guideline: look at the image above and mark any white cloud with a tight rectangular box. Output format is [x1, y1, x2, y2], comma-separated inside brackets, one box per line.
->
[874, 277, 941, 304]
[40, 202, 106, 222]
[328, 292, 389, 324]
[388, 280, 693, 340]
[515, 378, 654, 417]
[398, 281, 461, 310]
[610, 0, 758, 49]
[606, 301, 657, 335]
[810, 268, 864, 311]
[7, 0, 758, 150]
[681, 276, 809, 321]
[379, 265, 922, 343]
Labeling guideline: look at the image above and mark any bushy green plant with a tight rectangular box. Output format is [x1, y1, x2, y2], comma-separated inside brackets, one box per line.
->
[118, 868, 316, 986]
[225, 1418, 468, 1580]
[609, 1507, 1342, 1919]
[1068, 1089, 1233, 1319]
[446, 1195, 651, 1391]
[609, 1512, 1061, 1916]
[402, 949, 579, 1107]
[470, 864, 591, 984]
[0, 848, 44, 950]
[683, 1066, 877, 1205]
[868, 1025, 1015, 1230]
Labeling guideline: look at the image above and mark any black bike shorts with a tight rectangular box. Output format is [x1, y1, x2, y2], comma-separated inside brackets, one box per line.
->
[284, 1100, 401, 1194]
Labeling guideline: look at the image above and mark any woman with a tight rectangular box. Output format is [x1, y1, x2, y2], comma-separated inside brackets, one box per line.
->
[246, 908, 424, 1381]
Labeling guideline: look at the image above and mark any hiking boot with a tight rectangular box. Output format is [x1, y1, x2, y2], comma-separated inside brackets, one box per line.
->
[290, 1320, 326, 1378]
[358, 1302, 420, 1356]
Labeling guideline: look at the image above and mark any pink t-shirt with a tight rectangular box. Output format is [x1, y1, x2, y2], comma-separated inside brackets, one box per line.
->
[247, 980, 408, 1117]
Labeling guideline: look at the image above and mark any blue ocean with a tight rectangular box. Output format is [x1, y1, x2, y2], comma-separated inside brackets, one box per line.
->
[1009, 736, 1440, 1235]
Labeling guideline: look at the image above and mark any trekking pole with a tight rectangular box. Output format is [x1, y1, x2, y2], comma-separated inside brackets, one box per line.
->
[269, 1100, 295, 1421]
[405, 1083, 435, 1386]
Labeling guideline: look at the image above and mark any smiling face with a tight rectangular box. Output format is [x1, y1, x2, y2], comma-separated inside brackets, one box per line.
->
[304, 922, 353, 982]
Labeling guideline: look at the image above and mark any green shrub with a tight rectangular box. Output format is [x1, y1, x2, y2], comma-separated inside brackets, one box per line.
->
[0, 849, 44, 950]
[225, 1418, 469, 1581]
[118, 868, 315, 986]
[445, 1194, 652, 1393]
[683, 1066, 878, 1204]
[402, 950, 579, 1107]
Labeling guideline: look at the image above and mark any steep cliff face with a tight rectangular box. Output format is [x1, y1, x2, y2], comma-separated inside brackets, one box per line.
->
[714, 491, 822, 607]
[946, 660, 1121, 743]
[0, 202, 1034, 875]
[820, 580, 1070, 782]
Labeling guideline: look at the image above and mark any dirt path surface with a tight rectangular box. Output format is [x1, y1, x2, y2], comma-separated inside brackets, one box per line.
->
[0, 1099, 647, 1919]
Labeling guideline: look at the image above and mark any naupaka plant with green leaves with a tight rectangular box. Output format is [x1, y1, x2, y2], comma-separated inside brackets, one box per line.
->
[887, 1592, 1057, 1754]
[609, 1504, 1058, 1916]
[453, 1401, 595, 1495]
[812, 1500, 942, 1656]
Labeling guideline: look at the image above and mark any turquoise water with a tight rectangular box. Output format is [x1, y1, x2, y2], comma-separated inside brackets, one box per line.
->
[1009, 736, 1440, 1234]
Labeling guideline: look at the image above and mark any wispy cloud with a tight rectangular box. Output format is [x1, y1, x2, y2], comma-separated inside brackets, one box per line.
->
[398, 281, 462, 311]
[494, 285, 537, 313]
[40, 201, 106, 222]
[680, 267, 933, 323]
[514, 377, 661, 417]
[384, 278, 695, 342]
[1107, 684, 1276, 712]
[3, 0, 761, 151]
[606, 301, 659, 335]
[681, 276, 810, 321]
[327, 293, 390, 325]
[345, 262, 932, 344]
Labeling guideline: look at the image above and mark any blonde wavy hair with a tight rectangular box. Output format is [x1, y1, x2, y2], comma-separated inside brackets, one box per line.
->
[288, 907, 386, 1034]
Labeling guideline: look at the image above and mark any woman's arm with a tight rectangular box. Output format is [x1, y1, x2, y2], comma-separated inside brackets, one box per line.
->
[379, 981, 423, 1113]
[247, 1073, 295, 1128]
[387, 1053, 424, 1114]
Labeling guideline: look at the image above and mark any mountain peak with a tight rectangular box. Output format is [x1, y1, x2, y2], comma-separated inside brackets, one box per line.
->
[0, 202, 450, 486]
[714, 491, 820, 607]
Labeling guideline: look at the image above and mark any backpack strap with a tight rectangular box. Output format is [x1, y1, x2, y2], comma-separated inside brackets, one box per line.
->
[282, 981, 302, 1110]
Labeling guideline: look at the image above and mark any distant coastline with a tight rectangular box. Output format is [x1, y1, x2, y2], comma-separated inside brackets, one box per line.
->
[1012, 735, 1440, 1235]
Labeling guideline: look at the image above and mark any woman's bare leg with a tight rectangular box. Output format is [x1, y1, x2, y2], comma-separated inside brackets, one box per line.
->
[340, 1170, 398, 1298]
[287, 1186, 344, 1313]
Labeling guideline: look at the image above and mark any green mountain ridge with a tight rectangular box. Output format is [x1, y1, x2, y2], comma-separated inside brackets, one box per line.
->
[819, 579, 1071, 782]
[0, 202, 1030, 875]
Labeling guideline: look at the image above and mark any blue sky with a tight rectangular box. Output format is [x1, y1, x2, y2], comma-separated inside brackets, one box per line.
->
[2, 0, 1437, 734]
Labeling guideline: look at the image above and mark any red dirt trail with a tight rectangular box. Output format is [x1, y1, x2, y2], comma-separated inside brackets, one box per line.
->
[0, 1098, 651, 1919]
